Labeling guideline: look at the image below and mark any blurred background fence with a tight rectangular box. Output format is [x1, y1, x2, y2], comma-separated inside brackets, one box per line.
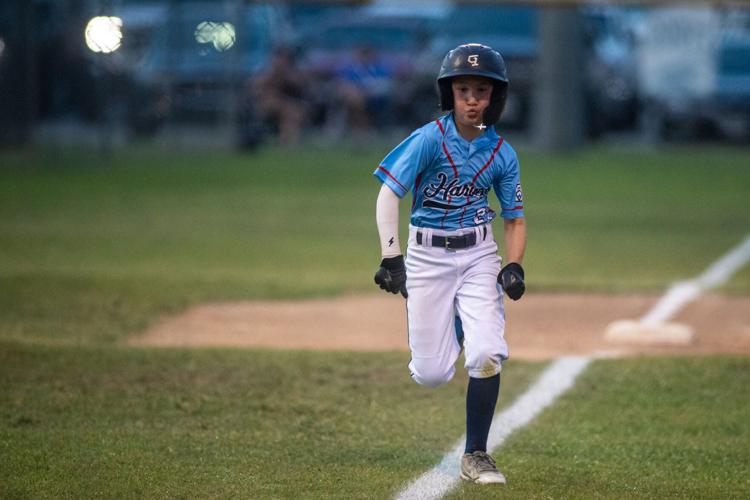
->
[1, 0, 749, 151]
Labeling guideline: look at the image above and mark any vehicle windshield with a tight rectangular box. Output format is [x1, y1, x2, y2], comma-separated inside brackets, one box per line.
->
[443, 6, 535, 37]
[315, 25, 423, 50]
[140, 10, 271, 75]
[719, 45, 750, 76]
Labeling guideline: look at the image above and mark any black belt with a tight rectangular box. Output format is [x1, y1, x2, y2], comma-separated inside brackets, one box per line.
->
[416, 227, 486, 249]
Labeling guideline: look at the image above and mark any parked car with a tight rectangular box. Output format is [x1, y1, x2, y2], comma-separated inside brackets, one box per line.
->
[126, 2, 291, 139]
[710, 35, 750, 140]
[107, 3, 168, 75]
[286, 3, 362, 33]
[637, 7, 750, 141]
[649, 34, 750, 142]
[582, 5, 641, 136]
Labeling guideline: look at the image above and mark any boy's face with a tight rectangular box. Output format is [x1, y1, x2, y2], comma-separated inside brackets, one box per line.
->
[451, 76, 493, 129]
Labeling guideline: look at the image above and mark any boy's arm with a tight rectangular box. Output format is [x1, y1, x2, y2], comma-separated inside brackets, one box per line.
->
[375, 184, 408, 297]
[500, 217, 526, 300]
[503, 217, 526, 264]
[374, 184, 407, 298]
[376, 184, 402, 257]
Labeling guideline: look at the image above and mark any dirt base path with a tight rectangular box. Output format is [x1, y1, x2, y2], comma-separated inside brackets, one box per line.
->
[128, 293, 750, 360]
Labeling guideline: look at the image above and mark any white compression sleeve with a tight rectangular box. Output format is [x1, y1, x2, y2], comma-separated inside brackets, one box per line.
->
[376, 184, 402, 258]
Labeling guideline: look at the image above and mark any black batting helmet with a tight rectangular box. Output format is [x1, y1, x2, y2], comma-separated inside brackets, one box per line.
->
[437, 43, 509, 125]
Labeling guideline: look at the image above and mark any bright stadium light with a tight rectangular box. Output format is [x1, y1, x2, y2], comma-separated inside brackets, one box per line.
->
[85, 16, 123, 54]
[212, 22, 236, 51]
[194, 21, 216, 44]
[194, 21, 236, 51]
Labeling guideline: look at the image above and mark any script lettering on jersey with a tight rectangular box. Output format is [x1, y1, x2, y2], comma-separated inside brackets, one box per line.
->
[421, 173, 489, 210]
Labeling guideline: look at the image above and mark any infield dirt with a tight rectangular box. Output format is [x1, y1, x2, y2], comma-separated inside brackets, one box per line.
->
[129, 293, 750, 359]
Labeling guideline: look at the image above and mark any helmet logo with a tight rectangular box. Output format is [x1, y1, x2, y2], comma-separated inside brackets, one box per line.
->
[467, 54, 479, 67]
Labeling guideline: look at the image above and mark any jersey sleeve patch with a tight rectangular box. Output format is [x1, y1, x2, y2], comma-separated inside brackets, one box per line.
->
[501, 183, 524, 217]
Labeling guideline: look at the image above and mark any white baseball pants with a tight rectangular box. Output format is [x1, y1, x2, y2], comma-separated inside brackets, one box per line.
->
[405, 223, 508, 388]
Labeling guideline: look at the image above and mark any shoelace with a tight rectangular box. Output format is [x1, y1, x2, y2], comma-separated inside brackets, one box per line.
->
[471, 451, 497, 472]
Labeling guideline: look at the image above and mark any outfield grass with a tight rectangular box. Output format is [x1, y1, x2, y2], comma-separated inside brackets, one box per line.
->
[1, 145, 749, 345]
[1, 144, 749, 498]
[449, 356, 750, 499]
[2, 344, 748, 498]
[0, 342, 544, 499]
[525, 145, 750, 291]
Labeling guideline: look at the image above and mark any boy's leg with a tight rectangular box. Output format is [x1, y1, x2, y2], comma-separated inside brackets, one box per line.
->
[404, 238, 463, 388]
[455, 237, 508, 484]
[455, 244, 507, 380]
[465, 374, 500, 453]
[460, 374, 505, 484]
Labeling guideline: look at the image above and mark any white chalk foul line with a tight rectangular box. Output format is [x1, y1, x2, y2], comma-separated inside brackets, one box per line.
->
[641, 234, 750, 325]
[395, 356, 592, 500]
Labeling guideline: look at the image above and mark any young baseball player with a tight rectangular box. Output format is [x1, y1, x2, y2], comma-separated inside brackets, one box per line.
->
[373, 43, 526, 484]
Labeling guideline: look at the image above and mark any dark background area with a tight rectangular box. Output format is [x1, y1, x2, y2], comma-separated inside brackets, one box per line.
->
[1, 0, 749, 150]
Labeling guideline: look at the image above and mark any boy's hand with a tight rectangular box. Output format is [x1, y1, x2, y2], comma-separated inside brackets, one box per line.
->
[499, 262, 525, 300]
[374, 255, 408, 298]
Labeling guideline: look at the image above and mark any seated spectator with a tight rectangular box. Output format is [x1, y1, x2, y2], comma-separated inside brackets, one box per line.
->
[331, 45, 394, 134]
[250, 46, 310, 146]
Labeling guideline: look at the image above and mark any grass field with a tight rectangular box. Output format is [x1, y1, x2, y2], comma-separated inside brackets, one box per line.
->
[1, 144, 748, 346]
[1, 143, 749, 498]
[2, 345, 748, 498]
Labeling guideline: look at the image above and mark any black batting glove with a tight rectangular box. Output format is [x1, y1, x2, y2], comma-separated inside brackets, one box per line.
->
[499, 262, 525, 301]
[374, 255, 408, 298]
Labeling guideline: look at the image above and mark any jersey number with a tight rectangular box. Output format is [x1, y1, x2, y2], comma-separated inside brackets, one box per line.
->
[474, 208, 488, 224]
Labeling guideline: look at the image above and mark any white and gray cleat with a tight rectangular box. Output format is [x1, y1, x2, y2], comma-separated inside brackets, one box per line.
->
[460, 451, 507, 485]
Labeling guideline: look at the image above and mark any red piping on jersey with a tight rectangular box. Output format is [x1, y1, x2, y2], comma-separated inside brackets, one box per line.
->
[442, 142, 459, 180]
[412, 173, 423, 210]
[436, 119, 458, 180]
[509, 205, 524, 211]
[471, 137, 504, 186]
[377, 165, 407, 194]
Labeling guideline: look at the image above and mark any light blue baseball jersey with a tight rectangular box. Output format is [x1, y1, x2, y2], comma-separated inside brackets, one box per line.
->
[374, 113, 524, 230]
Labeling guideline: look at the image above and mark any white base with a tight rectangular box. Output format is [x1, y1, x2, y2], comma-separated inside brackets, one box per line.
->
[604, 320, 695, 345]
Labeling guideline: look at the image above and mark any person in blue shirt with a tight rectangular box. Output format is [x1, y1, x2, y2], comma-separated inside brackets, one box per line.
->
[373, 43, 526, 485]
[335, 44, 394, 133]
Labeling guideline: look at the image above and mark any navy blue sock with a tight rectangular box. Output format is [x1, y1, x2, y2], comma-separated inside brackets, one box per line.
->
[465, 374, 500, 454]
